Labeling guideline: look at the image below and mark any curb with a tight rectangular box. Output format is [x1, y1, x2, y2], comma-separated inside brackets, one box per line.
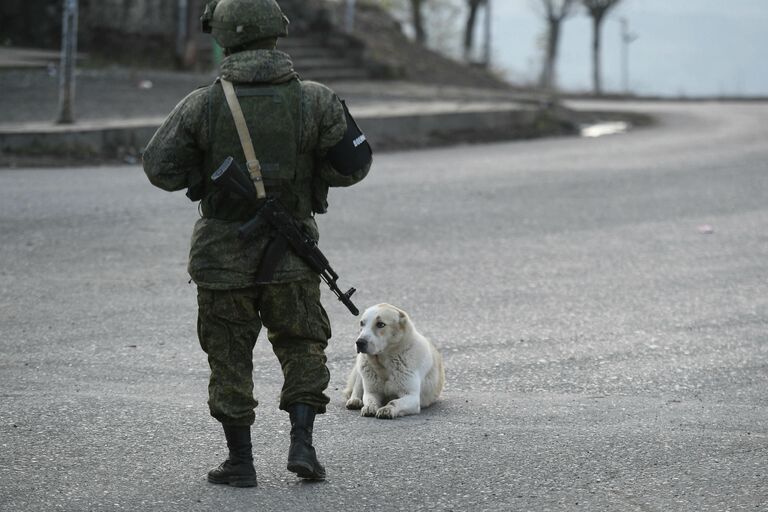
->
[0, 119, 161, 161]
[0, 104, 571, 164]
[358, 105, 549, 151]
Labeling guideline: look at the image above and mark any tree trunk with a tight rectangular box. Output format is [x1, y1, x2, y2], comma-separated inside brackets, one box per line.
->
[539, 19, 560, 92]
[585, 1, 622, 95]
[536, 0, 576, 94]
[464, 0, 482, 60]
[411, 0, 426, 45]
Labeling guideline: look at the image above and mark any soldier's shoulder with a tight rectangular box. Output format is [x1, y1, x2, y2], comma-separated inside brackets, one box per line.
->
[183, 83, 216, 107]
[170, 80, 217, 111]
[299, 80, 338, 102]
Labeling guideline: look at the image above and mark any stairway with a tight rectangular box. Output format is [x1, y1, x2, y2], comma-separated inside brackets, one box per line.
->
[194, 35, 369, 83]
[279, 36, 369, 82]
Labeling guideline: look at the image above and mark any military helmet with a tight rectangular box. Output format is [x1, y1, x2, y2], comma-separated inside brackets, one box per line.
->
[201, 0, 289, 49]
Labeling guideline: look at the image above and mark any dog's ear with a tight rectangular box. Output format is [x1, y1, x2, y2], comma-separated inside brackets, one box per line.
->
[398, 309, 408, 327]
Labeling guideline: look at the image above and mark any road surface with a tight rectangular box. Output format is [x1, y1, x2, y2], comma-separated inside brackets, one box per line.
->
[1, 101, 766, 511]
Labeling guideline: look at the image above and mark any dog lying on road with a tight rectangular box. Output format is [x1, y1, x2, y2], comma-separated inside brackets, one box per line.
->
[343, 303, 445, 419]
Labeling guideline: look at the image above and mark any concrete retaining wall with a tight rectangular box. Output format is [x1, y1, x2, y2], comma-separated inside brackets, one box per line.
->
[0, 105, 563, 163]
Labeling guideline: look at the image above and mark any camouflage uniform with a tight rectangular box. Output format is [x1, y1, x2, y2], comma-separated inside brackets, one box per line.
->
[142, 49, 370, 426]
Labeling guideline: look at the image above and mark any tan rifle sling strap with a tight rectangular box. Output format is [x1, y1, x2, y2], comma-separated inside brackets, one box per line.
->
[220, 78, 267, 199]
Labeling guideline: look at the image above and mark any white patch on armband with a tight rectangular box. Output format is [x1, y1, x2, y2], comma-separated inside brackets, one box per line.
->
[353, 134, 367, 148]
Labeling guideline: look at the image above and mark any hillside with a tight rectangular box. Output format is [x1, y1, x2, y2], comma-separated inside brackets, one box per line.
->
[280, 0, 513, 90]
[344, 3, 511, 89]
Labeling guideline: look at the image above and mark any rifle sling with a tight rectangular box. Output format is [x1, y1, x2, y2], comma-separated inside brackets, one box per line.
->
[220, 78, 267, 199]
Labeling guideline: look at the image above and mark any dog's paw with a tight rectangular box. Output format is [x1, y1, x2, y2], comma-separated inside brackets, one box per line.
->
[361, 403, 379, 417]
[346, 397, 363, 410]
[375, 404, 398, 420]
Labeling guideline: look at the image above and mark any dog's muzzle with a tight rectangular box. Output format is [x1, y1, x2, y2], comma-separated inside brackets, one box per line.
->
[355, 338, 368, 354]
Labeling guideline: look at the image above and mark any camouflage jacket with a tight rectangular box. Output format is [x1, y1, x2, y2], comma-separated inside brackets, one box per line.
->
[142, 50, 370, 289]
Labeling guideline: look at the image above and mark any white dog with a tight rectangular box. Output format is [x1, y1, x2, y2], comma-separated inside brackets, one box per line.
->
[343, 303, 445, 419]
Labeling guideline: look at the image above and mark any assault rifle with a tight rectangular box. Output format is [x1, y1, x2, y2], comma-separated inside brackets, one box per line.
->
[211, 156, 359, 316]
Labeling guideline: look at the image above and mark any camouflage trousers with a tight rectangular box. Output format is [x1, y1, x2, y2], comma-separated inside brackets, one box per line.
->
[196, 279, 332, 426]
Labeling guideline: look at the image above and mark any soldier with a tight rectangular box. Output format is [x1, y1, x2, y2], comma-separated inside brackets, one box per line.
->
[142, 0, 371, 487]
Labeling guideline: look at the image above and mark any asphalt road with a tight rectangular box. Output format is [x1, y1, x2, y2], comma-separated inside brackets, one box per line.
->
[1, 101, 766, 511]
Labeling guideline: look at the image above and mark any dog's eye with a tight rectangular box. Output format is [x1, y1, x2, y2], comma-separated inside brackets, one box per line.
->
[360, 321, 364, 327]
[376, 321, 386, 329]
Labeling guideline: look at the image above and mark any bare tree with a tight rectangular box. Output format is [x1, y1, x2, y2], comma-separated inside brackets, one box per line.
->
[583, 0, 621, 95]
[410, 0, 427, 44]
[463, 0, 486, 60]
[535, 0, 576, 92]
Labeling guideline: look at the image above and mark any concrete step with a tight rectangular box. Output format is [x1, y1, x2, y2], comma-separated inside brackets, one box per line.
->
[298, 68, 370, 82]
[285, 37, 368, 81]
[0, 47, 87, 69]
[291, 57, 361, 70]
[286, 47, 339, 60]
[191, 35, 370, 81]
[278, 36, 327, 49]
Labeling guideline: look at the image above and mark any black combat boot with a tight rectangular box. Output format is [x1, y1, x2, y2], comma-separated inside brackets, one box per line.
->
[286, 404, 326, 480]
[207, 425, 257, 487]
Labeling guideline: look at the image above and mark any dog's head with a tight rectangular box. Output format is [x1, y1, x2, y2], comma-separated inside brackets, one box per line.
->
[355, 303, 410, 355]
